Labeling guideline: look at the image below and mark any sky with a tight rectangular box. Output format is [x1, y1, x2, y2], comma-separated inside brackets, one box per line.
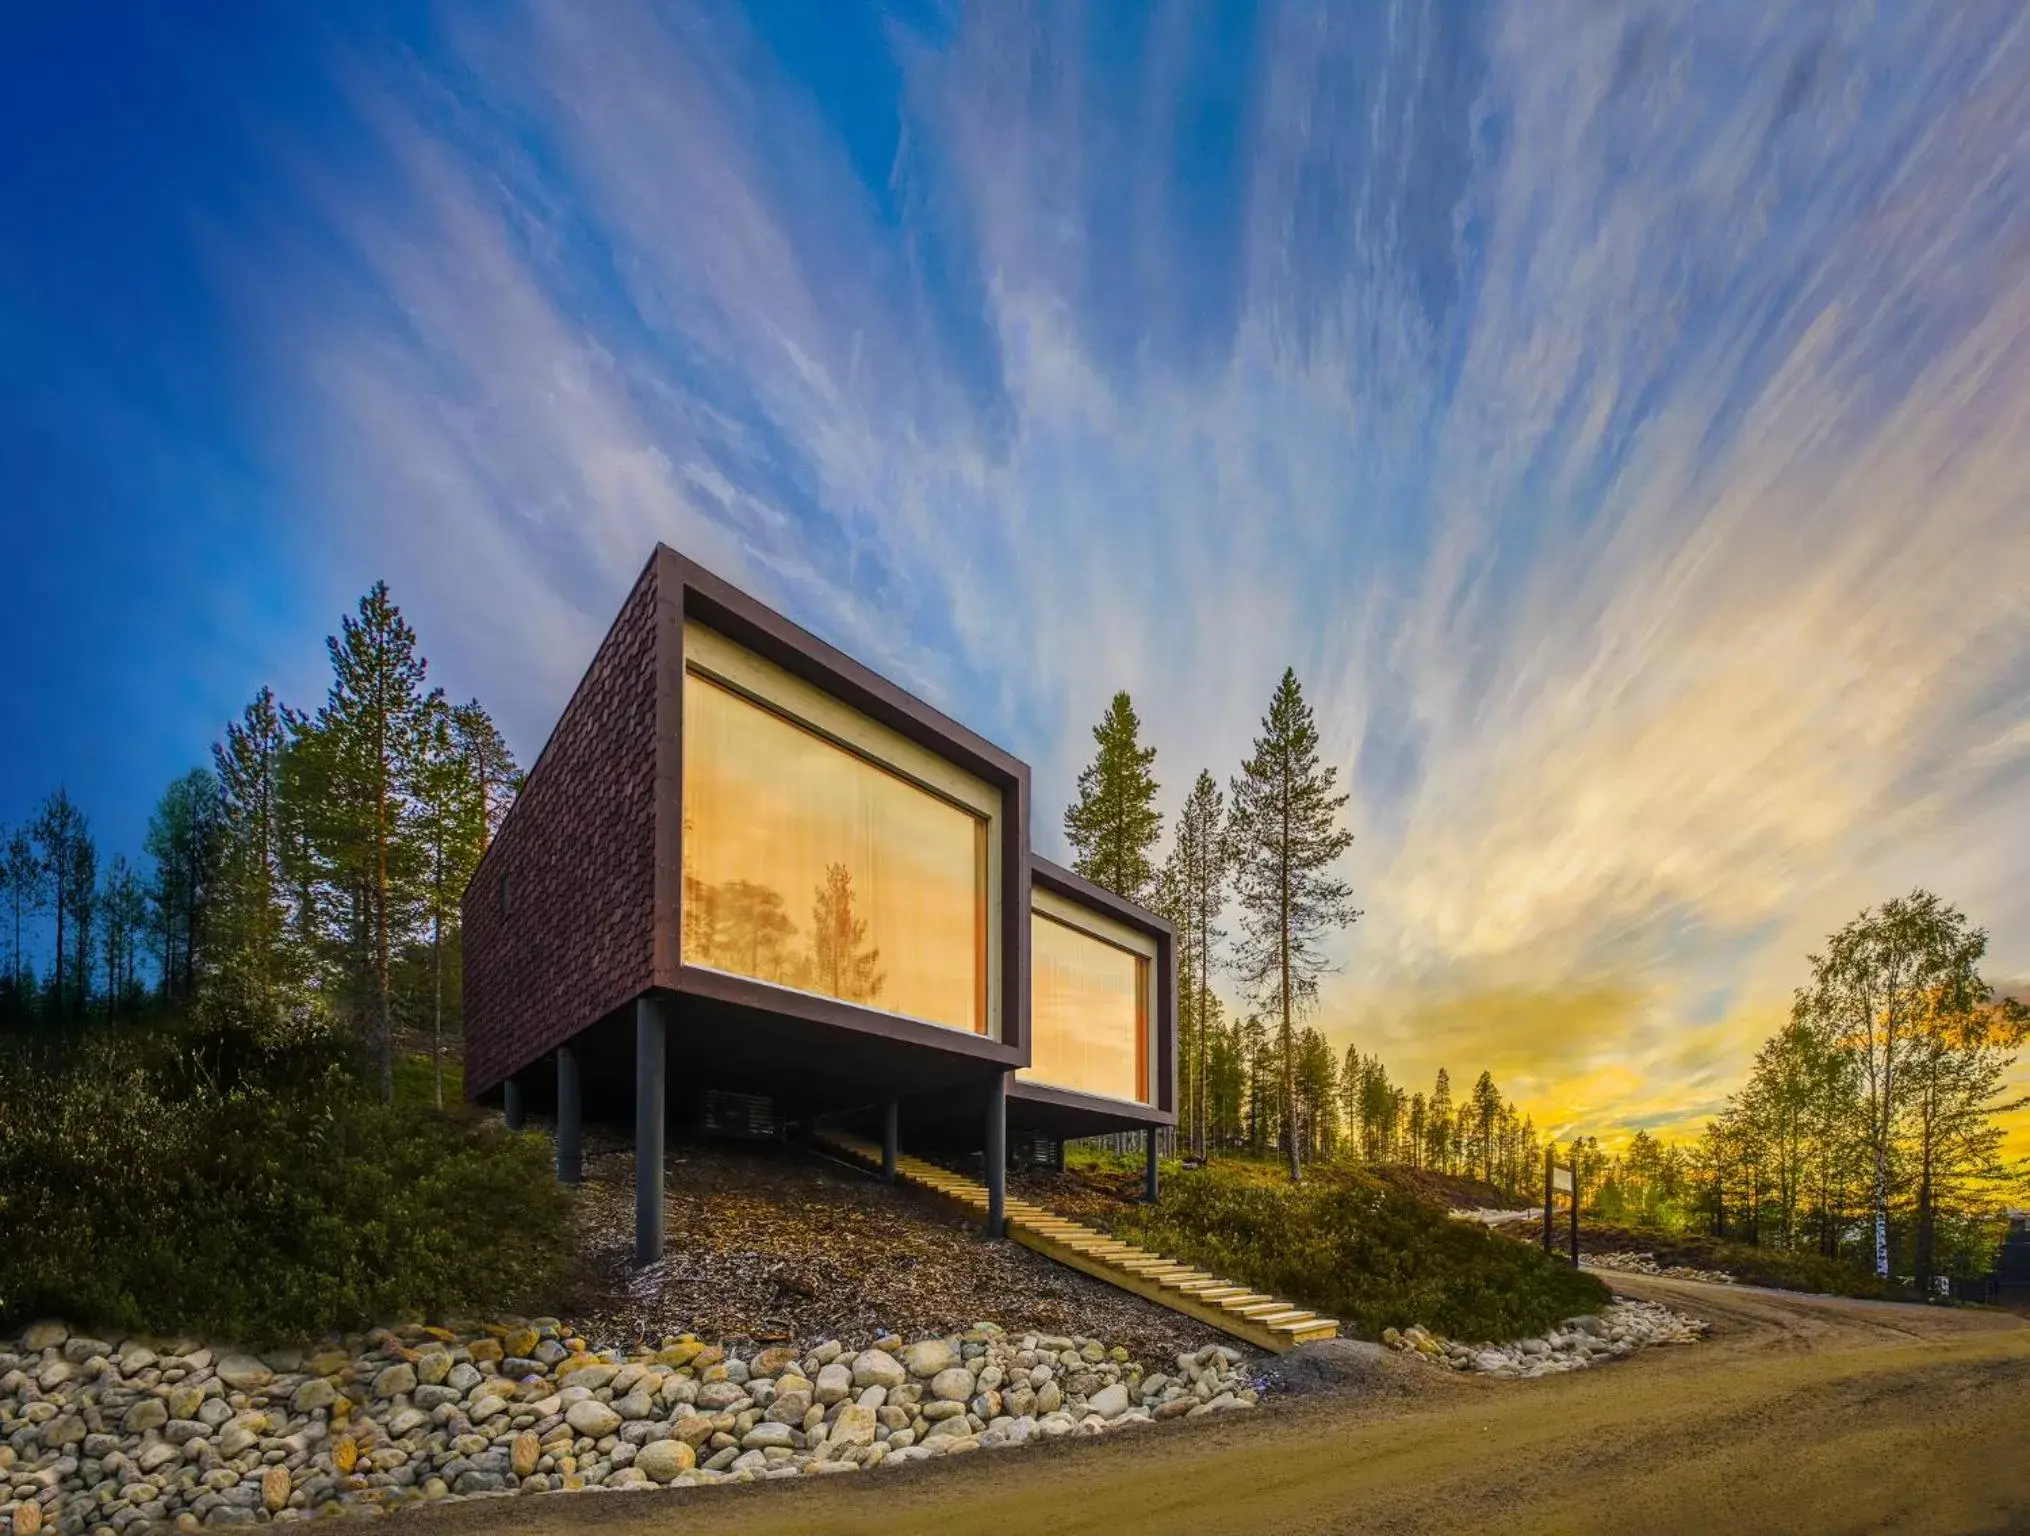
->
[5, 1, 2028, 1157]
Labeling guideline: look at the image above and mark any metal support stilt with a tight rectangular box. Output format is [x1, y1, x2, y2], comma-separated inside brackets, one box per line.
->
[555, 1042, 582, 1185]
[635, 997, 666, 1265]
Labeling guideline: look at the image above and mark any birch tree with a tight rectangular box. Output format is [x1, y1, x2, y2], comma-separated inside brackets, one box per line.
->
[1794, 890, 1989, 1279]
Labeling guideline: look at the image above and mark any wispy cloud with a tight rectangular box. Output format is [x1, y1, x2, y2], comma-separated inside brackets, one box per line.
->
[236, 0, 2030, 1148]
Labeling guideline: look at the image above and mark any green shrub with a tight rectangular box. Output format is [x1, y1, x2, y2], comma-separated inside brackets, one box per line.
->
[0, 1021, 572, 1343]
[1114, 1161, 1608, 1343]
[1576, 1221, 1904, 1299]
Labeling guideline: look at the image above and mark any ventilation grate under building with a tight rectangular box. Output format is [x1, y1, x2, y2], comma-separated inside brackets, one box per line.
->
[702, 1090, 779, 1140]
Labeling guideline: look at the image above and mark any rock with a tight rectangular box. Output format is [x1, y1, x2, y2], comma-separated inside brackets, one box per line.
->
[373, 1363, 417, 1399]
[557, 1360, 616, 1390]
[694, 1381, 748, 1412]
[924, 1415, 974, 1441]
[613, 1389, 656, 1421]
[851, 1350, 907, 1390]
[219, 1417, 266, 1456]
[502, 1327, 539, 1361]
[1086, 1383, 1130, 1419]
[413, 1384, 462, 1410]
[290, 1378, 338, 1415]
[740, 1422, 795, 1451]
[215, 1355, 273, 1391]
[12, 1499, 41, 1535]
[904, 1340, 960, 1379]
[446, 1362, 482, 1392]
[469, 1395, 508, 1423]
[1035, 1380, 1062, 1415]
[123, 1397, 170, 1434]
[815, 1362, 854, 1404]
[415, 1350, 452, 1387]
[827, 1403, 877, 1452]
[19, 1321, 67, 1352]
[751, 1347, 799, 1379]
[260, 1465, 292, 1513]
[928, 1367, 974, 1403]
[633, 1439, 696, 1482]
[511, 1431, 541, 1479]
[668, 1413, 714, 1446]
[565, 1400, 621, 1438]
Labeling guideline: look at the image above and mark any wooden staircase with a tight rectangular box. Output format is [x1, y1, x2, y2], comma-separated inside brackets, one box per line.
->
[819, 1132, 1338, 1353]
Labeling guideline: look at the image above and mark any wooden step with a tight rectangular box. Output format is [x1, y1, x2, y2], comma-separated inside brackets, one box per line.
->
[813, 1130, 1336, 1353]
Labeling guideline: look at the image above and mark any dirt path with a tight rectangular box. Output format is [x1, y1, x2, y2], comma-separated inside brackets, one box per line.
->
[394, 1276, 2030, 1536]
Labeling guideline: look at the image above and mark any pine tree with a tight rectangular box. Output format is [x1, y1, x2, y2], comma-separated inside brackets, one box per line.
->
[1228, 669, 1360, 1181]
[1429, 1068, 1454, 1172]
[1470, 1071, 1502, 1181]
[449, 700, 521, 852]
[97, 854, 150, 1011]
[1156, 770, 1230, 1157]
[212, 686, 291, 1014]
[1063, 692, 1162, 904]
[414, 698, 487, 1107]
[30, 789, 91, 1019]
[144, 770, 222, 1004]
[316, 582, 436, 1104]
[2, 825, 41, 1011]
[64, 829, 97, 1016]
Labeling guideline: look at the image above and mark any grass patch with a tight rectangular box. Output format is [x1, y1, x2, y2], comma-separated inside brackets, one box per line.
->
[394, 1050, 465, 1109]
[0, 1019, 571, 1343]
[1111, 1159, 1607, 1343]
[1574, 1221, 1908, 1300]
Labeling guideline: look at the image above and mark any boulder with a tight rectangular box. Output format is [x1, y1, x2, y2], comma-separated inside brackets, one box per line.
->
[373, 1363, 417, 1400]
[827, 1402, 877, 1452]
[928, 1367, 974, 1403]
[851, 1350, 907, 1391]
[565, 1400, 621, 1438]
[814, 1362, 854, 1404]
[633, 1439, 696, 1482]
[902, 1340, 957, 1379]
[215, 1354, 273, 1391]
[1085, 1383, 1130, 1419]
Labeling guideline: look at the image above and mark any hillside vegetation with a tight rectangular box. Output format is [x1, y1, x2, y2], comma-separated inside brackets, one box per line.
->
[0, 1018, 573, 1342]
[1107, 1158, 1607, 1342]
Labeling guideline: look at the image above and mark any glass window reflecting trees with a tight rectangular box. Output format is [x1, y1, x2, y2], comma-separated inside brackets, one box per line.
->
[1022, 911, 1150, 1103]
[680, 668, 991, 1035]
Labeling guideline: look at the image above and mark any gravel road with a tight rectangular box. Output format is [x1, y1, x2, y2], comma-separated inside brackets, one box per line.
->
[391, 1273, 2030, 1536]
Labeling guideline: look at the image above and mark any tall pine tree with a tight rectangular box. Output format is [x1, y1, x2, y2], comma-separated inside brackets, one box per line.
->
[1229, 669, 1359, 1181]
[32, 789, 91, 1019]
[449, 700, 521, 852]
[212, 686, 291, 1015]
[1160, 770, 1230, 1158]
[414, 697, 487, 1107]
[316, 582, 435, 1104]
[1063, 692, 1162, 904]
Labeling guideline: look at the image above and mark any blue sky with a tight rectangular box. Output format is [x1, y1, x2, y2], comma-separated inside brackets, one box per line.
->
[6, 2, 2029, 1146]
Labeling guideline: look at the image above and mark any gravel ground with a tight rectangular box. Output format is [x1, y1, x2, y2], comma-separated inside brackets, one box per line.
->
[563, 1133, 1243, 1366]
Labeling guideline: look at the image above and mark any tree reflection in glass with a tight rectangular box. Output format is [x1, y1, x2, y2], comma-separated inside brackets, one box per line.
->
[680, 670, 987, 1033]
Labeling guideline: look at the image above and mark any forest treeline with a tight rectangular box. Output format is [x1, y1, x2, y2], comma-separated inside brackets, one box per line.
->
[1583, 892, 2027, 1292]
[1062, 686, 2028, 1288]
[0, 582, 521, 1105]
[1061, 683, 1542, 1201]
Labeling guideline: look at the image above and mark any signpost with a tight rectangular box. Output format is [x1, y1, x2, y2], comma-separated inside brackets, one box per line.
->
[1544, 1148, 1580, 1268]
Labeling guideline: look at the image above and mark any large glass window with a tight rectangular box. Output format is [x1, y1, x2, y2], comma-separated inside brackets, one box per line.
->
[1021, 911, 1149, 1103]
[681, 668, 989, 1034]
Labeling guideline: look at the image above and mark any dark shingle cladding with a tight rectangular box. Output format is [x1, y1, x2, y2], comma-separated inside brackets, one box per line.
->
[462, 556, 663, 1100]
